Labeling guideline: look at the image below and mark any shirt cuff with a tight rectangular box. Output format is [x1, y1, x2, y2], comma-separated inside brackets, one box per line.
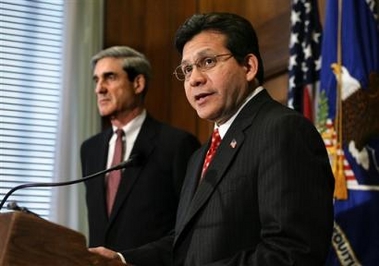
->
[116, 252, 127, 264]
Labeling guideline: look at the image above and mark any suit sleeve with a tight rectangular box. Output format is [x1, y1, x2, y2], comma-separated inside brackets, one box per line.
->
[120, 233, 174, 266]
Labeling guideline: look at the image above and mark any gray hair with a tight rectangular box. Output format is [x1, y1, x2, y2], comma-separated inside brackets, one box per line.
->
[91, 46, 152, 96]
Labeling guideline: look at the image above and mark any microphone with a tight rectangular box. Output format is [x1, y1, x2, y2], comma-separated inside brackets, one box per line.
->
[0, 153, 144, 211]
[7, 201, 41, 217]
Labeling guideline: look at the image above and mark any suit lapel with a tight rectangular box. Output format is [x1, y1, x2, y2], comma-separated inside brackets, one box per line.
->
[174, 129, 246, 242]
[174, 146, 207, 232]
[108, 115, 156, 222]
[174, 89, 271, 244]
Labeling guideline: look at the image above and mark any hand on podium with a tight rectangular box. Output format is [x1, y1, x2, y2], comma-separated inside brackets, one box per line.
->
[89, 246, 132, 265]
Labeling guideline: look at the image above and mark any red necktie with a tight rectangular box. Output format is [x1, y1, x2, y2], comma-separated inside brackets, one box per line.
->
[201, 128, 221, 178]
[106, 129, 124, 216]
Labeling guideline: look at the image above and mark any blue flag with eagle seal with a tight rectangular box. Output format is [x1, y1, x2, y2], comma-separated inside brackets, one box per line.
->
[318, 0, 379, 265]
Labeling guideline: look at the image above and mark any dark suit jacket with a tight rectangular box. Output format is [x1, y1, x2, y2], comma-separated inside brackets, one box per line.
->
[80, 114, 200, 251]
[122, 89, 334, 266]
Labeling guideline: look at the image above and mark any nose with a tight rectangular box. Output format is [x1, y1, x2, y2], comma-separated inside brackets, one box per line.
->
[95, 79, 106, 94]
[188, 67, 206, 86]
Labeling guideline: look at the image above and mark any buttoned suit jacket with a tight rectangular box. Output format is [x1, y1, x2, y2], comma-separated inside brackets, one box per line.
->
[80, 114, 200, 251]
[123, 89, 334, 266]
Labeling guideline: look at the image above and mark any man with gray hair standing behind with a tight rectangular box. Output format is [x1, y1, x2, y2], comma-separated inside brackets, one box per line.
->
[80, 46, 200, 256]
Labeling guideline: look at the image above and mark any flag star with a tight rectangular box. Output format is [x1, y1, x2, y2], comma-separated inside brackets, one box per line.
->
[290, 32, 299, 46]
[304, 2, 311, 14]
[301, 41, 307, 49]
[304, 44, 312, 59]
[304, 20, 310, 32]
[289, 54, 297, 69]
[289, 76, 296, 90]
[301, 61, 308, 74]
[291, 10, 301, 25]
[313, 32, 321, 43]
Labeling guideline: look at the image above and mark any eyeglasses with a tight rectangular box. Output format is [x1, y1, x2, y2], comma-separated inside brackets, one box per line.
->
[173, 53, 233, 81]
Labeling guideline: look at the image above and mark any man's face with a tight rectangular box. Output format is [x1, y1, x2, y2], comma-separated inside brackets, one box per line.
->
[93, 57, 138, 119]
[181, 31, 255, 125]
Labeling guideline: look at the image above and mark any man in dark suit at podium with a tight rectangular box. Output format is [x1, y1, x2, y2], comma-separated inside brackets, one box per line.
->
[89, 13, 334, 265]
[80, 46, 200, 254]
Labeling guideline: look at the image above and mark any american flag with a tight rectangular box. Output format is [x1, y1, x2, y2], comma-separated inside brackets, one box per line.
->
[288, 0, 322, 122]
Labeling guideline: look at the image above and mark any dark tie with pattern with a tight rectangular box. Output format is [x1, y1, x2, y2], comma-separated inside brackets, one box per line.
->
[201, 128, 221, 179]
[106, 129, 124, 216]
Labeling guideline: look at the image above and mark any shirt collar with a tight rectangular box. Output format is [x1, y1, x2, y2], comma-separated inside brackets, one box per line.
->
[112, 109, 147, 136]
[217, 86, 264, 138]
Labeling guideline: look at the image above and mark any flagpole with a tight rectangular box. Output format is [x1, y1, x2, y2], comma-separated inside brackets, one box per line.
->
[334, 0, 348, 200]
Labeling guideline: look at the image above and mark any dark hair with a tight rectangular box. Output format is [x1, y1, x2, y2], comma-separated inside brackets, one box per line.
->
[174, 12, 264, 85]
[91, 46, 152, 97]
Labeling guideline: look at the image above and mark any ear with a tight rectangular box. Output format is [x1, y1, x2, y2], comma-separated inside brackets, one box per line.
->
[133, 74, 146, 94]
[244, 54, 258, 82]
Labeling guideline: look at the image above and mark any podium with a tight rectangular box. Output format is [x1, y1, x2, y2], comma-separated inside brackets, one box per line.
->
[0, 211, 124, 266]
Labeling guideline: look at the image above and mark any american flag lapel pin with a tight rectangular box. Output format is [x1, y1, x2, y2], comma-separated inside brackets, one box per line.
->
[230, 139, 237, 148]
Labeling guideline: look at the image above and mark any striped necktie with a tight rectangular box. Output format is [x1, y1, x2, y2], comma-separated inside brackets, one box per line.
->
[201, 128, 221, 179]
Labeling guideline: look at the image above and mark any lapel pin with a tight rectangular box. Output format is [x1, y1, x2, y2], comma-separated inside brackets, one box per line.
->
[230, 139, 237, 148]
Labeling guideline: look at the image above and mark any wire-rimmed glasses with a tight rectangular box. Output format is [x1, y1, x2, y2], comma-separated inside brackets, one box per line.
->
[173, 53, 233, 81]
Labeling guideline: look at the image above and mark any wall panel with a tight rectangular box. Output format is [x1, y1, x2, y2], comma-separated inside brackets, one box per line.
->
[103, 0, 293, 143]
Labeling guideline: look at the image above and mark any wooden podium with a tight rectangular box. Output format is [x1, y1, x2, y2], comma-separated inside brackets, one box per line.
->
[0, 211, 124, 266]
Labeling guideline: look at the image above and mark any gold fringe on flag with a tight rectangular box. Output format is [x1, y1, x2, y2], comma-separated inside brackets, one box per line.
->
[333, 144, 348, 199]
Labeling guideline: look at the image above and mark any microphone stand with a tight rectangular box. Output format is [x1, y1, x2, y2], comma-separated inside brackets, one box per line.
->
[0, 154, 143, 211]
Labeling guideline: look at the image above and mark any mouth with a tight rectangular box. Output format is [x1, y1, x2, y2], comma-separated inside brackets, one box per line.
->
[194, 92, 214, 103]
[98, 98, 110, 105]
